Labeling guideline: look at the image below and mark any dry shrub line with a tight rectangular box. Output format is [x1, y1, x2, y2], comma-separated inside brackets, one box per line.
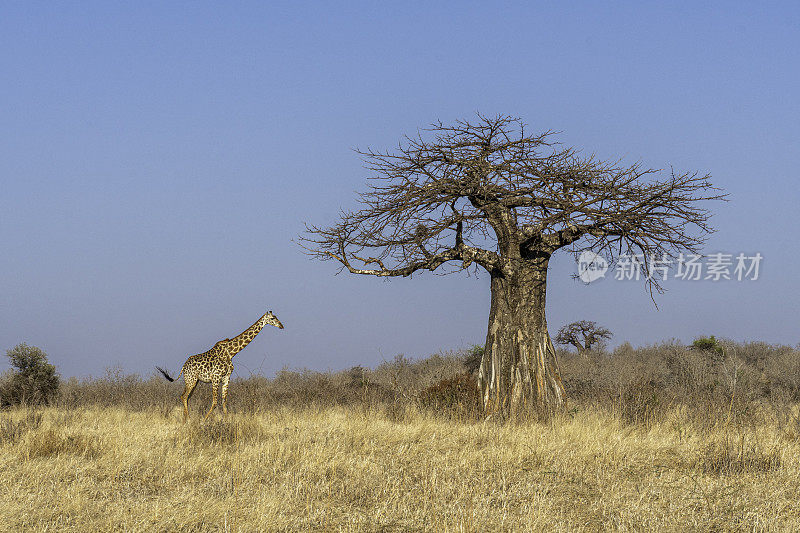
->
[25, 341, 800, 429]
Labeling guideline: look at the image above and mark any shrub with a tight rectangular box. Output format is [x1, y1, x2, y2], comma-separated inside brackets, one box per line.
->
[418, 373, 481, 420]
[1, 343, 60, 406]
[462, 345, 484, 375]
[693, 336, 724, 357]
[616, 379, 665, 428]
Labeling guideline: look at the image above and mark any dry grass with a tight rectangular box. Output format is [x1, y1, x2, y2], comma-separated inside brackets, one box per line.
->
[1, 404, 799, 532]
[4, 342, 800, 530]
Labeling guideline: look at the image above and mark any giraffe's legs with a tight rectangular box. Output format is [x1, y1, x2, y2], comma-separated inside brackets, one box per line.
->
[181, 376, 198, 424]
[221, 375, 230, 415]
[204, 381, 219, 421]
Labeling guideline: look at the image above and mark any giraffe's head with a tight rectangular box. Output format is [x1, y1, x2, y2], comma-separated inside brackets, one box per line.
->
[264, 310, 284, 329]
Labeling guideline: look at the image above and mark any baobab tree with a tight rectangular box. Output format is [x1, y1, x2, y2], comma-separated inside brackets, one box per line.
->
[555, 320, 612, 357]
[302, 114, 723, 420]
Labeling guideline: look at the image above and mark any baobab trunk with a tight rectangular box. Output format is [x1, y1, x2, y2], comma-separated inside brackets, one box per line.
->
[477, 258, 565, 420]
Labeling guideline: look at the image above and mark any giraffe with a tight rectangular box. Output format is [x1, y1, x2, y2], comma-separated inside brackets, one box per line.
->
[157, 310, 284, 422]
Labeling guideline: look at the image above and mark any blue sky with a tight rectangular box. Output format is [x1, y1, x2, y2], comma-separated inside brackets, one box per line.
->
[1, 2, 798, 378]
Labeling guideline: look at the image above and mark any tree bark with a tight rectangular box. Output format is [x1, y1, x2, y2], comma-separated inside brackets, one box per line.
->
[477, 257, 565, 420]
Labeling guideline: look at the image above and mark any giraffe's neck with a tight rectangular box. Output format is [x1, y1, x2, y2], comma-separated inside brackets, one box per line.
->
[223, 314, 269, 357]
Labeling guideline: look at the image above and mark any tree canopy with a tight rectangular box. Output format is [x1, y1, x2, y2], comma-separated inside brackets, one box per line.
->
[303, 114, 724, 292]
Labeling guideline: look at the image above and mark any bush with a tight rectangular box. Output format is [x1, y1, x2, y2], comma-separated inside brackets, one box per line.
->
[616, 379, 665, 428]
[418, 373, 481, 420]
[1, 343, 60, 406]
[462, 345, 484, 375]
[693, 336, 724, 357]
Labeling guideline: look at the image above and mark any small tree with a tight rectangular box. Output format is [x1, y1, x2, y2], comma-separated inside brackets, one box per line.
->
[555, 321, 612, 357]
[1, 343, 60, 406]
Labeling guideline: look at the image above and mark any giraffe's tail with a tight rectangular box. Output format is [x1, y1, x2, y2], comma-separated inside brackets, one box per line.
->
[156, 366, 181, 382]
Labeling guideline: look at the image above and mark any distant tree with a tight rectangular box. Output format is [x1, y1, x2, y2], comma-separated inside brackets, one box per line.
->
[302, 114, 723, 420]
[1, 343, 60, 406]
[692, 335, 724, 357]
[555, 321, 612, 357]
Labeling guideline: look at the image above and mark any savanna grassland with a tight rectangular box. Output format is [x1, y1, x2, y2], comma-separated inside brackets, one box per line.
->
[2, 342, 800, 531]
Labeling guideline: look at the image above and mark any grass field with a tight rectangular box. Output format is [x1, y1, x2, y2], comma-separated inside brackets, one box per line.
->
[2, 402, 799, 532]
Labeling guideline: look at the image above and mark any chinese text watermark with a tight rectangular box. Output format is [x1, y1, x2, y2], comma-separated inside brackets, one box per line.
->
[576, 252, 762, 283]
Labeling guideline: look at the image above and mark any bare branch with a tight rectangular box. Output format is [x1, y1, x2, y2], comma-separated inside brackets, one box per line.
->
[301, 114, 724, 289]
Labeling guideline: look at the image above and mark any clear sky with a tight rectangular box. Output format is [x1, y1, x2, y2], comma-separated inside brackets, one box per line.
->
[1, 2, 798, 378]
